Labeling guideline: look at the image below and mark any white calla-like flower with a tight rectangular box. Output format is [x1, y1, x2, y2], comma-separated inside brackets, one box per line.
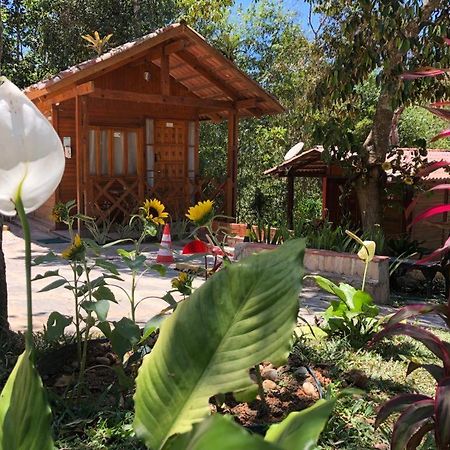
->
[0, 77, 65, 216]
[346, 230, 376, 262]
[357, 240, 376, 263]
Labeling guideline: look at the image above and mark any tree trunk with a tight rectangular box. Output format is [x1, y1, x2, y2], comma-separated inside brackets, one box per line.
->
[356, 88, 396, 231]
[354, 167, 383, 231]
[0, 218, 9, 334]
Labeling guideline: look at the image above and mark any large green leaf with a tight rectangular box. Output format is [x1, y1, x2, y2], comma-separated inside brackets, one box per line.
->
[134, 240, 305, 449]
[307, 275, 346, 302]
[265, 396, 342, 450]
[0, 348, 54, 450]
[166, 415, 277, 450]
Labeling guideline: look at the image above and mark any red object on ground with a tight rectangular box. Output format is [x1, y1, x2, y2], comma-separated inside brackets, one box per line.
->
[156, 223, 174, 264]
[182, 239, 209, 254]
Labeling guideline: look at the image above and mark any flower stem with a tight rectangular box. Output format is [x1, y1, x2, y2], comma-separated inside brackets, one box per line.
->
[254, 364, 268, 409]
[15, 196, 33, 349]
[362, 260, 369, 292]
[72, 262, 82, 364]
[131, 271, 136, 322]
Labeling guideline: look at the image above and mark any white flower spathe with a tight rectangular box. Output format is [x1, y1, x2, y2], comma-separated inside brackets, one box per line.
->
[0, 77, 65, 216]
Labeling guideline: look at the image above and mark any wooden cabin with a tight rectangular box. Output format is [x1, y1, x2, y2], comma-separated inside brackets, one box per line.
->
[26, 22, 284, 227]
[265, 146, 450, 251]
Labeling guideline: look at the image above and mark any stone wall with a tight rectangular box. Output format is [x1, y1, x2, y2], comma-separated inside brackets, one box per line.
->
[234, 242, 391, 305]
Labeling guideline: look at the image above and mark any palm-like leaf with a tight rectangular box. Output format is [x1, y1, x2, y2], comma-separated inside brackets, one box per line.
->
[391, 400, 434, 450]
[375, 393, 432, 428]
[134, 240, 305, 449]
[372, 323, 450, 370]
[0, 348, 54, 450]
[431, 129, 450, 142]
[435, 377, 450, 448]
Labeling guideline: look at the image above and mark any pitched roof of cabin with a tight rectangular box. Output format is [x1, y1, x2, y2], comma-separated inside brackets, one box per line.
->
[25, 22, 284, 119]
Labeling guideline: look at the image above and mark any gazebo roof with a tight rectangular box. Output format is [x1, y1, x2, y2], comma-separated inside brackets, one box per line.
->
[265, 146, 450, 181]
[264, 146, 327, 177]
[25, 22, 284, 120]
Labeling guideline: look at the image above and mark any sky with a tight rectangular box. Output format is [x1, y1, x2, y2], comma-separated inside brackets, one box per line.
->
[231, 0, 321, 37]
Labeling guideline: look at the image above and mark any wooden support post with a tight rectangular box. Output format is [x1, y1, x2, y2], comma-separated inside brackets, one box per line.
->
[321, 176, 328, 220]
[226, 112, 238, 218]
[51, 104, 61, 205]
[75, 96, 88, 230]
[287, 175, 294, 230]
[161, 47, 170, 96]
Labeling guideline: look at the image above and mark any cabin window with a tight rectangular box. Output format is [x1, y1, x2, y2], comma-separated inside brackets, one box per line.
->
[145, 119, 155, 187]
[88, 128, 139, 176]
[188, 121, 196, 182]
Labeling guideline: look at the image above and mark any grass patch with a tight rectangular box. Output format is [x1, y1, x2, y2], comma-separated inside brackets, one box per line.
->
[294, 329, 450, 449]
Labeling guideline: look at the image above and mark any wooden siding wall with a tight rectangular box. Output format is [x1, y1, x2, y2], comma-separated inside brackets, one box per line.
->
[32, 192, 55, 226]
[324, 178, 359, 225]
[383, 198, 405, 238]
[88, 60, 200, 126]
[411, 189, 449, 251]
[57, 105, 78, 205]
[35, 55, 202, 222]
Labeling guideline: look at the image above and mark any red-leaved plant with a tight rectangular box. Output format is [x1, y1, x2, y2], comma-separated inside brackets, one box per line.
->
[371, 36, 450, 450]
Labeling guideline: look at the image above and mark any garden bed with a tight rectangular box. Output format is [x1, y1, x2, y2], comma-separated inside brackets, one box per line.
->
[0, 326, 441, 449]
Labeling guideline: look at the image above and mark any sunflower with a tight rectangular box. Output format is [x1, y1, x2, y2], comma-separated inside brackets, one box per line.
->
[140, 198, 169, 225]
[381, 161, 392, 172]
[186, 200, 214, 226]
[51, 201, 69, 223]
[171, 272, 193, 295]
[403, 176, 414, 185]
[62, 234, 85, 260]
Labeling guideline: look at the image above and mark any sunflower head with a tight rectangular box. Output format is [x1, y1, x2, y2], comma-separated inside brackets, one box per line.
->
[171, 271, 193, 295]
[140, 198, 169, 226]
[403, 176, 414, 186]
[381, 161, 392, 172]
[51, 201, 70, 223]
[186, 200, 214, 226]
[62, 234, 85, 261]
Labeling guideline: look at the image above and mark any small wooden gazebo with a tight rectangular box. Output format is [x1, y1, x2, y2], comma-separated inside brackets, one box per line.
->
[264, 146, 351, 229]
[26, 22, 284, 226]
[265, 146, 450, 250]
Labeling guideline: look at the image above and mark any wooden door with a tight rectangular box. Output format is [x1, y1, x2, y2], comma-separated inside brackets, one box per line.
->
[153, 120, 187, 215]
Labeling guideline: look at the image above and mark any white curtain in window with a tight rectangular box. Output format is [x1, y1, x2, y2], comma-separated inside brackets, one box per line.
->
[128, 132, 138, 175]
[88, 130, 96, 175]
[113, 131, 124, 175]
[100, 130, 108, 175]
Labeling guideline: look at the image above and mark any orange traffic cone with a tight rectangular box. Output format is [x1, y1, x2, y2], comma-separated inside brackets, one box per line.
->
[156, 223, 174, 264]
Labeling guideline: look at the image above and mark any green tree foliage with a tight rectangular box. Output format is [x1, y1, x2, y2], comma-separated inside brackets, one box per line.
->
[200, 0, 324, 226]
[1, 0, 38, 87]
[399, 107, 450, 149]
[178, 0, 233, 28]
[1, 0, 180, 87]
[309, 0, 450, 230]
